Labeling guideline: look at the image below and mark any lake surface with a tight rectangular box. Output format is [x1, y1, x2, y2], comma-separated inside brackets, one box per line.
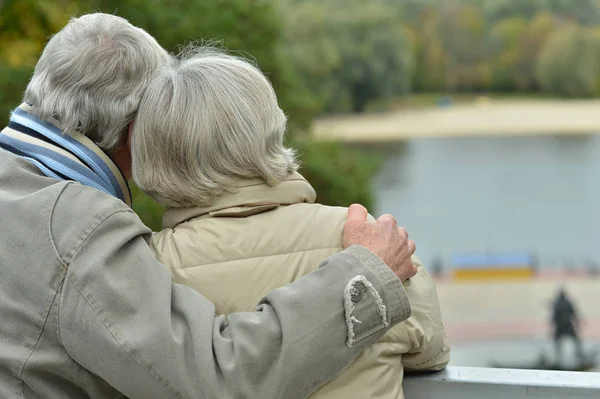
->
[373, 134, 600, 270]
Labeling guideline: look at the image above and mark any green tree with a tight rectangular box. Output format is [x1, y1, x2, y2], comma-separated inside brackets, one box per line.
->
[482, 0, 600, 25]
[514, 12, 555, 90]
[282, 0, 413, 113]
[482, 0, 547, 22]
[536, 23, 600, 97]
[280, 0, 343, 117]
[334, 4, 413, 112]
[439, 4, 488, 91]
[0, 0, 80, 67]
[488, 17, 528, 91]
[294, 140, 381, 209]
[0, 66, 33, 122]
[544, 0, 600, 25]
[406, 7, 447, 92]
[0, 0, 80, 121]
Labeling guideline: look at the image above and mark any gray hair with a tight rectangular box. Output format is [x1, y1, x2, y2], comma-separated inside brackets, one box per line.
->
[131, 47, 298, 208]
[24, 13, 170, 152]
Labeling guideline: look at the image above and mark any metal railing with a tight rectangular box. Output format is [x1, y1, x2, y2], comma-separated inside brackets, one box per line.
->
[403, 367, 600, 399]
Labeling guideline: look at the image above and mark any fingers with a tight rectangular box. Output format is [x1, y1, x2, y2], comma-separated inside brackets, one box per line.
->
[397, 254, 418, 281]
[377, 213, 397, 229]
[346, 204, 368, 225]
[409, 261, 418, 279]
[407, 239, 416, 256]
[397, 226, 408, 238]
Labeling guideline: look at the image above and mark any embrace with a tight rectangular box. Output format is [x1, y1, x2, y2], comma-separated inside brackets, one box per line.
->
[0, 13, 449, 398]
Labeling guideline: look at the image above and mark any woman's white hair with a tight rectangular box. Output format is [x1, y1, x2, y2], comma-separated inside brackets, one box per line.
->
[24, 13, 170, 152]
[131, 46, 298, 208]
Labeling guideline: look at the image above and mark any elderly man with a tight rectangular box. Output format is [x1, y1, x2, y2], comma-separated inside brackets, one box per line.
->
[0, 13, 417, 399]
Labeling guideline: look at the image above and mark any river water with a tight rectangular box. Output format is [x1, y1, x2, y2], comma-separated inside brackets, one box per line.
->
[373, 134, 600, 270]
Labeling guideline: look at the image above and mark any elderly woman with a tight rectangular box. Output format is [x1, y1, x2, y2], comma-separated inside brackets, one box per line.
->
[131, 48, 449, 398]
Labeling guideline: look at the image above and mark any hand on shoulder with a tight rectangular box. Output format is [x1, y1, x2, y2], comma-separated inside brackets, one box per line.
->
[343, 204, 417, 282]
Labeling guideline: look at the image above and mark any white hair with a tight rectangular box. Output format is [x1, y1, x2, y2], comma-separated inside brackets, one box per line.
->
[24, 13, 170, 152]
[131, 47, 298, 208]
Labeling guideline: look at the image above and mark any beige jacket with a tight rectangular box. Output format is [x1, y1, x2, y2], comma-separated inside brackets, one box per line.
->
[151, 173, 450, 399]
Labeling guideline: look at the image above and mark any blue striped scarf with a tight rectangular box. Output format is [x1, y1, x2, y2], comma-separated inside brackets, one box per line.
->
[0, 103, 131, 206]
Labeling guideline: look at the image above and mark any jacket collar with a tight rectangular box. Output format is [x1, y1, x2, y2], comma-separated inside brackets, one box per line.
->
[162, 172, 317, 228]
[0, 103, 131, 206]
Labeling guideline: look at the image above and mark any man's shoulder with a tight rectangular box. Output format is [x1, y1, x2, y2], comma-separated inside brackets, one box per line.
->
[51, 182, 138, 263]
[54, 181, 132, 218]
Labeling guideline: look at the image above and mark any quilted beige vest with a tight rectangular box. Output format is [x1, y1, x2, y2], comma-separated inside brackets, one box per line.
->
[150, 172, 450, 399]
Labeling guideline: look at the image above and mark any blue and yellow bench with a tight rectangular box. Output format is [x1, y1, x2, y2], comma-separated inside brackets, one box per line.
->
[451, 253, 534, 280]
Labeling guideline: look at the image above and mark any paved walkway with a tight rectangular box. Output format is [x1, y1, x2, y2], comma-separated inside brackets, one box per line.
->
[436, 277, 600, 342]
[435, 278, 600, 370]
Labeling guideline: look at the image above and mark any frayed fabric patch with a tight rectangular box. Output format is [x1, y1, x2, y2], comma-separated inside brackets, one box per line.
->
[344, 275, 388, 347]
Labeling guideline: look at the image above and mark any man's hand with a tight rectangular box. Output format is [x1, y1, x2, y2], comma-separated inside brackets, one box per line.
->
[343, 204, 417, 282]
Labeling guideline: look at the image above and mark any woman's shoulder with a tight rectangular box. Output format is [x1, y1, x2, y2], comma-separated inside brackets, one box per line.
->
[260, 202, 348, 251]
[148, 202, 349, 267]
[287, 202, 349, 222]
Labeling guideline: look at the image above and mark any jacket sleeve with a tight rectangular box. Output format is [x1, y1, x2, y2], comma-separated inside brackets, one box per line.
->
[53, 192, 411, 398]
[365, 213, 449, 371]
[400, 256, 451, 372]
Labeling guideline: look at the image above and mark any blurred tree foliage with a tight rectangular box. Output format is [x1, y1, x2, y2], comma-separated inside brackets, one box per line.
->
[6, 0, 600, 229]
[294, 139, 381, 210]
[281, 0, 600, 99]
[536, 23, 600, 97]
[0, 0, 381, 230]
[401, 0, 600, 97]
[281, 0, 413, 113]
[0, 0, 79, 118]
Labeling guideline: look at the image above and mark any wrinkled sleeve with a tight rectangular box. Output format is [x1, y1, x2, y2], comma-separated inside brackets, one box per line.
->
[56, 208, 411, 399]
[400, 256, 450, 372]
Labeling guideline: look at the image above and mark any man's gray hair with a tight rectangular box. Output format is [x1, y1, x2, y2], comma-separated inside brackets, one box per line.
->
[131, 47, 298, 208]
[24, 13, 170, 152]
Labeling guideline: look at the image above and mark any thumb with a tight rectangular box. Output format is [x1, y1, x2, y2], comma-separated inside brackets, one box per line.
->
[346, 204, 368, 226]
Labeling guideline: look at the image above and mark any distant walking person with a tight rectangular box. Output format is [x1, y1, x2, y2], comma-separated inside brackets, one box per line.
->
[552, 288, 584, 364]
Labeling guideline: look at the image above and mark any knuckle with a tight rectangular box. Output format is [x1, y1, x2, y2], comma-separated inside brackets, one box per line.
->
[408, 239, 416, 251]
[379, 214, 397, 226]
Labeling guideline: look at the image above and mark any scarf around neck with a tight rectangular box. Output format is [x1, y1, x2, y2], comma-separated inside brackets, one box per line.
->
[0, 103, 131, 206]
